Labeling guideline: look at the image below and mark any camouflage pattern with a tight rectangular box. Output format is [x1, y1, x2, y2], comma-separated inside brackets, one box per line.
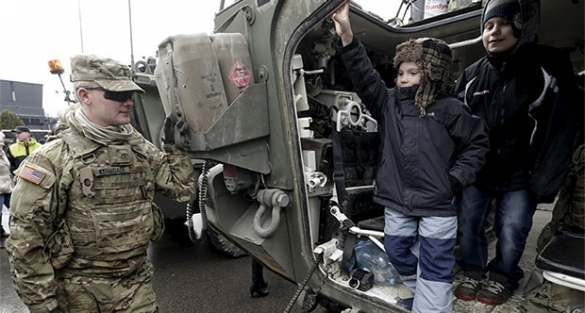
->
[6, 111, 196, 313]
[70, 55, 145, 93]
[522, 144, 584, 313]
[536, 144, 585, 252]
[522, 281, 584, 312]
[54, 261, 158, 313]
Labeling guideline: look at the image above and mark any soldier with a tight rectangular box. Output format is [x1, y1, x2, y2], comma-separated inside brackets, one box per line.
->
[6, 55, 197, 313]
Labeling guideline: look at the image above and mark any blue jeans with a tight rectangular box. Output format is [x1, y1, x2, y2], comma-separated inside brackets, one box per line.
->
[457, 185, 536, 291]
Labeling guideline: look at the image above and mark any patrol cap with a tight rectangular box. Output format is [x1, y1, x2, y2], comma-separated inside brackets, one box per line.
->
[12, 126, 30, 133]
[70, 55, 144, 93]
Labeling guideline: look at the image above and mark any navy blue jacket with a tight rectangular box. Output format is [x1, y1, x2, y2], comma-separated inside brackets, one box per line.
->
[339, 37, 489, 217]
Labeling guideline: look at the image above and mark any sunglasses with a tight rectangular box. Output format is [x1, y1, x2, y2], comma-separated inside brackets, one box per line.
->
[83, 87, 134, 102]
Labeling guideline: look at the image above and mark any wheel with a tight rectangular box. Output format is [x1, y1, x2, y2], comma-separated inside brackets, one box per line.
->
[207, 228, 247, 258]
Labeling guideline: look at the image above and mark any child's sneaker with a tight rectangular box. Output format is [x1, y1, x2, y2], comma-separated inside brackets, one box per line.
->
[454, 276, 482, 301]
[477, 279, 512, 305]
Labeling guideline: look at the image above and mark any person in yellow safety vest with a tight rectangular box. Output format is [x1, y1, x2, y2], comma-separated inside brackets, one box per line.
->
[6, 126, 42, 173]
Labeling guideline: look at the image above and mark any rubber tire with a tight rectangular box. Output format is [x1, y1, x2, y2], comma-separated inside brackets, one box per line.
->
[207, 228, 247, 258]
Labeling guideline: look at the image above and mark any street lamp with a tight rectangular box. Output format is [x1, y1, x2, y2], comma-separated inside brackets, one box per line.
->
[48, 59, 75, 105]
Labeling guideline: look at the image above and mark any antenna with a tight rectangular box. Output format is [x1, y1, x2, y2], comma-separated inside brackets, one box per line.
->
[128, 0, 135, 69]
[78, 0, 84, 53]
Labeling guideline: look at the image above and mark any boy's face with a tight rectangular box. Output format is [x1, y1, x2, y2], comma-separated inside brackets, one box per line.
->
[396, 62, 421, 88]
[482, 17, 518, 54]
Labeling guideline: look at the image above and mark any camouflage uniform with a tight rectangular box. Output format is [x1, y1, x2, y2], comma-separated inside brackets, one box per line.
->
[6, 55, 197, 313]
[537, 144, 585, 251]
[521, 144, 585, 312]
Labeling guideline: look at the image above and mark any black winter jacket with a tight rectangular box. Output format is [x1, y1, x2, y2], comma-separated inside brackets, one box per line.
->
[452, 45, 578, 203]
[339, 37, 489, 217]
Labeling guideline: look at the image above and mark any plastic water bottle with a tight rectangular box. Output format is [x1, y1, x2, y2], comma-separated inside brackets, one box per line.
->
[353, 240, 400, 285]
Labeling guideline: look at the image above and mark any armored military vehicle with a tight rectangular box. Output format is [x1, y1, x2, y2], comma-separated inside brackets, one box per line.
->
[131, 0, 584, 311]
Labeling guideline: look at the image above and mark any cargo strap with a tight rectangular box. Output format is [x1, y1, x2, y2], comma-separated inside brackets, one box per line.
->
[330, 122, 362, 274]
[160, 42, 189, 148]
[331, 120, 348, 213]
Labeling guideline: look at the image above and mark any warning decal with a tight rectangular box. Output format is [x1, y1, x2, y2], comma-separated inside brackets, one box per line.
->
[228, 60, 252, 88]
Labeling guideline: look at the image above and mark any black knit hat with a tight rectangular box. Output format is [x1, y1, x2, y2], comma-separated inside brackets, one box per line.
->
[393, 38, 452, 116]
[482, 0, 522, 38]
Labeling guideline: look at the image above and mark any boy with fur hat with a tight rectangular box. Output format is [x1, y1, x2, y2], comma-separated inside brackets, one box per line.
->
[452, 0, 578, 305]
[332, 2, 489, 312]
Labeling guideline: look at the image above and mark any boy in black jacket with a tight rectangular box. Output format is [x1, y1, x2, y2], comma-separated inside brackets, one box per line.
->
[332, 2, 489, 312]
[452, 0, 578, 306]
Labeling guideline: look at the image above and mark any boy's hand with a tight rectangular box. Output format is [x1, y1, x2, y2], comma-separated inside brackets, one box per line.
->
[449, 175, 463, 195]
[332, 0, 353, 46]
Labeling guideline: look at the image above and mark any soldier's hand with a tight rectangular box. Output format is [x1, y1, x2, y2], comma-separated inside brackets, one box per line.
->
[161, 115, 175, 145]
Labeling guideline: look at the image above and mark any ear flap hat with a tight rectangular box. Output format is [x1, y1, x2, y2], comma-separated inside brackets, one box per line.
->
[393, 38, 452, 116]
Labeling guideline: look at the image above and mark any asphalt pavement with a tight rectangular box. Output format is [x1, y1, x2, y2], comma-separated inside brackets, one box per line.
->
[0, 205, 554, 313]
[0, 215, 313, 313]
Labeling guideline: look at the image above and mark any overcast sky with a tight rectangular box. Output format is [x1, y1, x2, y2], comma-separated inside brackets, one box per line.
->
[0, 0, 398, 118]
[0, 0, 220, 117]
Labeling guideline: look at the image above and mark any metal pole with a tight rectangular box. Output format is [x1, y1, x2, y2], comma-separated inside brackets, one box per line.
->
[128, 0, 135, 69]
[78, 0, 84, 53]
[57, 74, 74, 105]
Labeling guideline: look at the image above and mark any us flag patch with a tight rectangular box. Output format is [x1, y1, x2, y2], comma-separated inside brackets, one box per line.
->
[19, 165, 46, 185]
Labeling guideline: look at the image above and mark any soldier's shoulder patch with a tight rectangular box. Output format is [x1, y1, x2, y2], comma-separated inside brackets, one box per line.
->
[19, 164, 47, 185]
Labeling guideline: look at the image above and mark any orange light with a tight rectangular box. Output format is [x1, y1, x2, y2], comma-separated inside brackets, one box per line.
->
[48, 59, 64, 74]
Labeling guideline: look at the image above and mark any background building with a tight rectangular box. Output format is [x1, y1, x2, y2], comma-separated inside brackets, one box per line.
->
[0, 79, 56, 143]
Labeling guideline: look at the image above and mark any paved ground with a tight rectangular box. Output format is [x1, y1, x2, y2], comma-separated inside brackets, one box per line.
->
[0, 204, 554, 313]
[0, 208, 313, 313]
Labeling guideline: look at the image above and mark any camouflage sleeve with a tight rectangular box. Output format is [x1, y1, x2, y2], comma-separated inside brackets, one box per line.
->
[152, 144, 198, 202]
[6, 153, 60, 313]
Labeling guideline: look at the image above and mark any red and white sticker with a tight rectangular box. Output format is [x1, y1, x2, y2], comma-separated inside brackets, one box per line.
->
[228, 60, 252, 88]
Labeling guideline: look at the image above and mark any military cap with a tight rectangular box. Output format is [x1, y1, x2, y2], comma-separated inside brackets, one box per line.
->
[12, 126, 30, 133]
[70, 55, 144, 93]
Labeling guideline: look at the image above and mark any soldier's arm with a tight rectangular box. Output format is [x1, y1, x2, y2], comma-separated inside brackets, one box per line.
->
[152, 143, 197, 202]
[6, 153, 60, 313]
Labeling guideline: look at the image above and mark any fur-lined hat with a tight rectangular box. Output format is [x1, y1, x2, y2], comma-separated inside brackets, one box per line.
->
[393, 38, 452, 116]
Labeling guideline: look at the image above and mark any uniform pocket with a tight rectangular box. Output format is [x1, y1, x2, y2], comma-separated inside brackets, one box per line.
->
[149, 203, 165, 242]
[45, 219, 74, 269]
